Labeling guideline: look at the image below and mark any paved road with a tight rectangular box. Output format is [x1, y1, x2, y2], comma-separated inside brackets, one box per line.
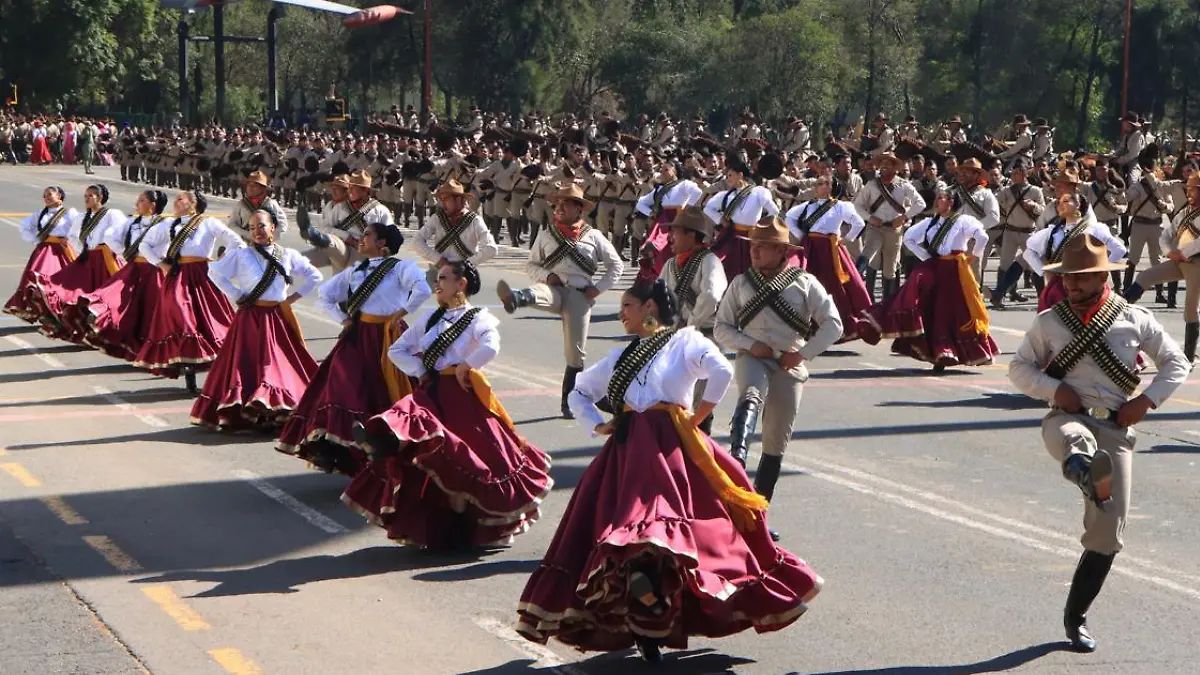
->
[0, 164, 1196, 675]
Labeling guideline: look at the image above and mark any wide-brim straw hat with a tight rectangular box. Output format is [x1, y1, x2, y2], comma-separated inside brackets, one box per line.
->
[959, 157, 987, 175]
[668, 205, 712, 238]
[434, 179, 468, 199]
[736, 216, 801, 248]
[244, 170, 270, 187]
[546, 182, 595, 212]
[328, 174, 351, 188]
[347, 169, 373, 189]
[1042, 234, 1127, 274]
[875, 152, 905, 170]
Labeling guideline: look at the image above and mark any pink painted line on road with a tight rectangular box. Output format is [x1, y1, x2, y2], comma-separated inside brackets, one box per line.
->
[0, 406, 192, 423]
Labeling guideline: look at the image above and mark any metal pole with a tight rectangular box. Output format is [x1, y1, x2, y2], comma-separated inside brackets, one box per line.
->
[215, 3, 226, 125]
[267, 8, 280, 116]
[1122, 0, 1133, 118]
[422, 0, 432, 120]
[178, 20, 190, 126]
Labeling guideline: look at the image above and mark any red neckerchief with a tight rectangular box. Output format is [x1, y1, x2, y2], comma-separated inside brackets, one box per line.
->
[555, 219, 584, 240]
[247, 194, 265, 208]
[675, 245, 707, 267]
[1078, 287, 1111, 324]
[350, 199, 366, 210]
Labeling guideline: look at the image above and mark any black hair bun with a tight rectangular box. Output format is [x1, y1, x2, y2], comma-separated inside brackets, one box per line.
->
[48, 185, 66, 200]
[88, 183, 110, 205]
[193, 190, 208, 214]
[461, 260, 482, 296]
[148, 190, 169, 214]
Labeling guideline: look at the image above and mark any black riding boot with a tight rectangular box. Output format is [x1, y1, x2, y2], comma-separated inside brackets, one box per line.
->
[561, 366, 582, 419]
[1165, 281, 1179, 309]
[508, 217, 525, 247]
[727, 397, 761, 467]
[1124, 282, 1146, 304]
[1184, 322, 1198, 365]
[864, 268, 878, 301]
[1032, 274, 1045, 295]
[1154, 284, 1168, 305]
[183, 367, 198, 394]
[697, 413, 714, 436]
[992, 263, 1025, 308]
[1122, 263, 1136, 294]
[1064, 550, 1116, 652]
[1110, 269, 1122, 291]
[754, 454, 783, 542]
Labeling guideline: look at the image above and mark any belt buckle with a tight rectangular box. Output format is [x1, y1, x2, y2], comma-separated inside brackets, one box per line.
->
[1082, 407, 1113, 422]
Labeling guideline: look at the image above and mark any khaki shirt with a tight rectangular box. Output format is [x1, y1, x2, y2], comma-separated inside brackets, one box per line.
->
[525, 224, 624, 292]
[714, 270, 844, 378]
[659, 250, 728, 331]
[996, 183, 1046, 231]
[1124, 175, 1173, 226]
[1084, 181, 1128, 223]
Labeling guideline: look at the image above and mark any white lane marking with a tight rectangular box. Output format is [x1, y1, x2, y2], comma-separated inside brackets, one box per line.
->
[471, 615, 586, 675]
[231, 469, 348, 534]
[290, 305, 340, 328]
[1187, 431, 1200, 438]
[90, 385, 169, 428]
[786, 455, 1200, 596]
[4, 335, 66, 368]
[859, 360, 1007, 394]
[1, 217, 20, 229]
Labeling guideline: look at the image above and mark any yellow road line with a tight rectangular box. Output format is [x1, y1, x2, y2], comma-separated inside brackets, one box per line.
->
[0, 212, 26, 217]
[142, 585, 211, 631]
[1172, 397, 1200, 408]
[0, 447, 7, 457]
[40, 496, 88, 525]
[0, 462, 41, 487]
[82, 535, 142, 572]
[208, 648, 263, 675]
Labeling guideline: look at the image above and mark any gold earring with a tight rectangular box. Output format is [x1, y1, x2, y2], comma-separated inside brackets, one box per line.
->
[642, 315, 659, 331]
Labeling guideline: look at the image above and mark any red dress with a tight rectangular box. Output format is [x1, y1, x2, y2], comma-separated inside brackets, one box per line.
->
[31, 209, 125, 343]
[4, 208, 77, 323]
[342, 306, 552, 548]
[80, 216, 167, 360]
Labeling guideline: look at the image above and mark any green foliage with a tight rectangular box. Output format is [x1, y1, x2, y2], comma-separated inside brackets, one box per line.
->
[2, 0, 1198, 146]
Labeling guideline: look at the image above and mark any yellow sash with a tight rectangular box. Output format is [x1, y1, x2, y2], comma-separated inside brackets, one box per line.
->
[437, 367, 518, 435]
[44, 236, 77, 263]
[361, 312, 413, 402]
[97, 244, 121, 275]
[809, 232, 849, 284]
[254, 300, 305, 343]
[628, 403, 769, 533]
[941, 253, 989, 335]
[178, 256, 210, 264]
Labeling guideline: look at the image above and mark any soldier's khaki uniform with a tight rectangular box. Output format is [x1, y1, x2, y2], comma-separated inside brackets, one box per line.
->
[989, 182, 1046, 278]
[1123, 175, 1173, 269]
[852, 177, 927, 281]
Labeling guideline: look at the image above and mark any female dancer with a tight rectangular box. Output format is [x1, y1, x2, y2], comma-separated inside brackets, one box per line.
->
[4, 187, 79, 322]
[191, 210, 322, 430]
[857, 185, 1000, 371]
[276, 221, 430, 476]
[31, 184, 125, 342]
[516, 280, 822, 663]
[784, 173, 872, 342]
[1022, 191, 1126, 311]
[80, 190, 169, 360]
[133, 190, 243, 392]
[344, 260, 553, 549]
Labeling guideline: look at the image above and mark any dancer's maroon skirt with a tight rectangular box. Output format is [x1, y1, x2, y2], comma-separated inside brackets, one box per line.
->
[29, 137, 51, 165]
[1037, 275, 1066, 312]
[801, 234, 871, 343]
[516, 408, 822, 652]
[32, 248, 122, 342]
[4, 239, 75, 322]
[636, 209, 677, 284]
[857, 255, 999, 367]
[276, 319, 405, 476]
[342, 374, 553, 549]
[133, 261, 235, 377]
[190, 304, 318, 430]
[80, 260, 164, 360]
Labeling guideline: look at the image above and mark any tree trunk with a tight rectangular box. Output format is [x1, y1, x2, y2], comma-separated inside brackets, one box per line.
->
[970, 0, 986, 133]
[1076, 20, 1102, 149]
[865, 0, 878, 118]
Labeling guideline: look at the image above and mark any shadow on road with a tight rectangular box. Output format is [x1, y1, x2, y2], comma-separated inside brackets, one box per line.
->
[876, 392, 1044, 411]
[412, 558, 539, 582]
[0, 343, 92, 357]
[133, 546, 482, 597]
[457, 648, 752, 675]
[1142, 443, 1200, 454]
[0, 385, 197, 408]
[812, 368, 979, 380]
[0, 362, 133, 385]
[0, 324, 37, 337]
[796, 641, 1066, 674]
[7, 424, 274, 450]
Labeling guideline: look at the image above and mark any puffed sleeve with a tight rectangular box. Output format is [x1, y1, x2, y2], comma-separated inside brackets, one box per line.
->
[464, 310, 501, 369]
[387, 312, 427, 377]
[567, 347, 621, 433]
[681, 329, 733, 404]
[316, 268, 352, 323]
[287, 248, 323, 298]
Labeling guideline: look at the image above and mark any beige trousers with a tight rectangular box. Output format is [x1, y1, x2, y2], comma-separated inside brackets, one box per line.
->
[1128, 223, 1164, 268]
[734, 354, 804, 458]
[1041, 411, 1135, 555]
[401, 181, 429, 210]
[1135, 259, 1200, 322]
[303, 235, 359, 274]
[528, 284, 594, 368]
[861, 223, 904, 279]
[596, 201, 616, 239]
[611, 203, 634, 241]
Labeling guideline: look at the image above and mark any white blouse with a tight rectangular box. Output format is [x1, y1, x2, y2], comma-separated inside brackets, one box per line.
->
[634, 180, 704, 216]
[1022, 211, 1126, 275]
[208, 245, 322, 303]
[19, 206, 79, 244]
[784, 199, 865, 241]
[315, 256, 431, 323]
[387, 304, 500, 378]
[903, 213, 988, 260]
[702, 185, 779, 226]
[103, 214, 165, 257]
[138, 215, 246, 265]
[67, 208, 126, 253]
[568, 327, 734, 433]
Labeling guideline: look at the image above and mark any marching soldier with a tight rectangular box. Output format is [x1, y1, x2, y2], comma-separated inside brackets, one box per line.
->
[957, 158, 1000, 284]
[714, 217, 843, 541]
[1082, 158, 1128, 263]
[658, 206, 728, 433]
[226, 170, 288, 244]
[852, 153, 927, 299]
[411, 180, 497, 286]
[1123, 145, 1174, 303]
[1125, 173, 1200, 364]
[298, 170, 393, 273]
[989, 160, 1046, 308]
[1009, 233, 1189, 653]
[495, 183, 624, 419]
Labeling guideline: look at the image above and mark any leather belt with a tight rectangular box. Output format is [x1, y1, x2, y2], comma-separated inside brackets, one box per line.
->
[1057, 406, 1119, 423]
[1132, 215, 1163, 225]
